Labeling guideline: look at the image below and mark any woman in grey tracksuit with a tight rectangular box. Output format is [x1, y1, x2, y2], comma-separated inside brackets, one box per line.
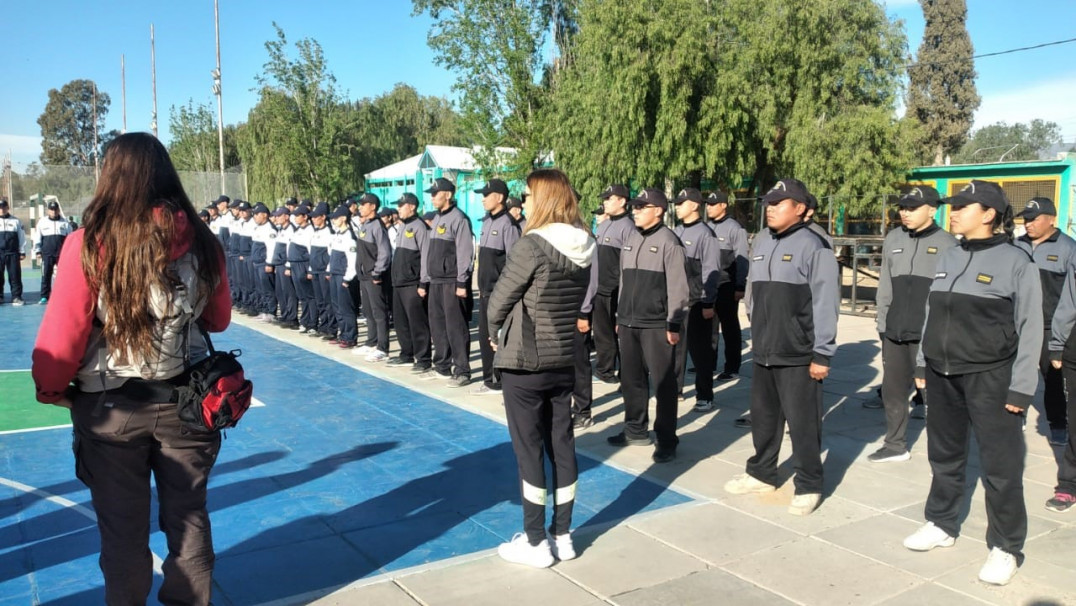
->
[906, 180, 1042, 587]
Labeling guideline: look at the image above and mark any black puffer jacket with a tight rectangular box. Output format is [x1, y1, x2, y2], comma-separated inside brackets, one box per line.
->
[487, 224, 595, 371]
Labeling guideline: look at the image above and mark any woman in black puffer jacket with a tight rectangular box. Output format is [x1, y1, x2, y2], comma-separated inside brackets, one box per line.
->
[487, 168, 596, 568]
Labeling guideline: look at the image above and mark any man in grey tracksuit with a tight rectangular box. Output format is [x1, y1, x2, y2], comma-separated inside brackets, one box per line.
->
[354, 193, 393, 359]
[706, 191, 749, 379]
[870, 186, 957, 463]
[1015, 197, 1076, 445]
[475, 179, 522, 394]
[608, 188, 690, 464]
[389, 193, 433, 372]
[671, 188, 722, 411]
[725, 179, 839, 516]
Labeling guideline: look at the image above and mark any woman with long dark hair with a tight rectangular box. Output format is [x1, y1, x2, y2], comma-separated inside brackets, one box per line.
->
[904, 180, 1041, 586]
[32, 132, 230, 605]
[487, 169, 595, 567]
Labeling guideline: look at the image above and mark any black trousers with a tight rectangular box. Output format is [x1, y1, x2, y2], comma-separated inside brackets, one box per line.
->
[591, 292, 619, 380]
[312, 272, 335, 334]
[0, 253, 22, 299]
[675, 303, 715, 401]
[226, 254, 237, 303]
[881, 337, 919, 452]
[429, 282, 471, 378]
[360, 279, 390, 352]
[572, 327, 593, 418]
[255, 263, 276, 314]
[236, 256, 252, 308]
[1057, 366, 1076, 495]
[277, 266, 297, 322]
[714, 282, 742, 374]
[1038, 332, 1067, 429]
[291, 261, 316, 329]
[746, 364, 824, 494]
[618, 326, 679, 447]
[477, 295, 500, 389]
[393, 285, 431, 364]
[331, 275, 357, 344]
[924, 365, 1026, 559]
[40, 253, 59, 299]
[502, 367, 577, 544]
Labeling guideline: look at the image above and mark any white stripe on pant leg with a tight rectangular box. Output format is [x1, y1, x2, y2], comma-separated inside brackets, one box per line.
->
[522, 480, 547, 505]
[555, 482, 576, 505]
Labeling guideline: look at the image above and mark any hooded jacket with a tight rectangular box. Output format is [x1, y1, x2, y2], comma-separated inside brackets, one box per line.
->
[487, 224, 595, 371]
[31, 210, 231, 403]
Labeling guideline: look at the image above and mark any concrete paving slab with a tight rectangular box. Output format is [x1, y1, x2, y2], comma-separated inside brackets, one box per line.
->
[934, 556, 1076, 606]
[551, 526, 708, 597]
[308, 581, 419, 606]
[722, 536, 921, 605]
[1024, 526, 1076, 571]
[397, 556, 605, 606]
[821, 464, 936, 513]
[721, 487, 880, 536]
[612, 568, 796, 606]
[875, 583, 996, 606]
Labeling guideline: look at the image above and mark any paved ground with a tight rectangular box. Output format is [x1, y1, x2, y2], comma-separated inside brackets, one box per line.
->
[243, 311, 1074, 606]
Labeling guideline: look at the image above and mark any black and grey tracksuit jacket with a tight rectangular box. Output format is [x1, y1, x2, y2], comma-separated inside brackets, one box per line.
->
[1015, 230, 1076, 326]
[617, 222, 690, 332]
[709, 216, 749, 291]
[356, 217, 392, 282]
[32, 217, 72, 257]
[581, 211, 635, 315]
[392, 216, 430, 288]
[916, 234, 1043, 408]
[673, 220, 721, 306]
[421, 205, 474, 288]
[875, 223, 958, 342]
[478, 209, 521, 296]
[747, 222, 840, 366]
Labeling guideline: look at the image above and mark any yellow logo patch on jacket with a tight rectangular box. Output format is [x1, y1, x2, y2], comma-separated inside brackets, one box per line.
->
[976, 273, 993, 284]
[782, 254, 793, 262]
[405, 229, 415, 238]
[437, 225, 447, 234]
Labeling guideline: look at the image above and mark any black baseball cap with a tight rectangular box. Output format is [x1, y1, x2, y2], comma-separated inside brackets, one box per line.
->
[706, 191, 729, 205]
[213, 195, 230, 204]
[252, 203, 270, 215]
[1017, 197, 1056, 220]
[271, 207, 290, 217]
[292, 205, 310, 216]
[285, 197, 298, 207]
[356, 192, 381, 208]
[236, 201, 252, 211]
[944, 180, 1009, 214]
[629, 188, 668, 210]
[506, 196, 523, 210]
[897, 185, 941, 208]
[228, 199, 241, 209]
[422, 211, 437, 221]
[47, 201, 60, 210]
[330, 205, 350, 220]
[474, 179, 509, 197]
[310, 202, 329, 218]
[425, 178, 456, 194]
[396, 193, 419, 207]
[761, 179, 810, 206]
[672, 187, 703, 205]
[599, 184, 630, 200]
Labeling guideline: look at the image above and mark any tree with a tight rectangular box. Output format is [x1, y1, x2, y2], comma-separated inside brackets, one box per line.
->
[351, 83, 468, 171]
[906, 0, 980, 165]
[38, 79, 111, 167]
[951, 120, 1064, 164]
[167, 100, 241, 172]
[412, 0, 567, 176]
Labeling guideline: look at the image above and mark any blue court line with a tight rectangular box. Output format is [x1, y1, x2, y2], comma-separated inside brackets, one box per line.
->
[0, 309, 694, 605]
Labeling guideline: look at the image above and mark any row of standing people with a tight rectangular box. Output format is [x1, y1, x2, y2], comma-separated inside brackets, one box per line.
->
[0, 198, 75, 305]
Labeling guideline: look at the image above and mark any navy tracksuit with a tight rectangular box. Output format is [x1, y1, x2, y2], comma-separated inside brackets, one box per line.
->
[33, 216, 71, 300]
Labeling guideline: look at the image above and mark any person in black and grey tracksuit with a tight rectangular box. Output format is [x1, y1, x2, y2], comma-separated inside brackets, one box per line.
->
[1015, 197, 1076, 446]
[869, 185, 957, 463]
[608, 187, 689, 464]
[419, 177, 475, 387]
[1047, 266, 1076, 513]
[488, 168, 595, 569]
[724, 179, 839, 517]
[671, 188, 722, 412]
[32, 200, 72, 303]
[579, 184, 634, 385]
[328, 204, 359, 348]
[0, 198, 26, 305]
[352, 193, 393, 362]
[474, 179, 522, 395]
[388, 193, 433, 372]
[903, 180, 1041, 587]
[705, 191, 749, 380]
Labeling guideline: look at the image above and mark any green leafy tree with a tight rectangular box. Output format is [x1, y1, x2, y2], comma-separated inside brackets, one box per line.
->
[906, 0, 980, 165]
[167, 100, 241, 172]
[951, 119, 1063, 163]
[38, 79, 111, 167]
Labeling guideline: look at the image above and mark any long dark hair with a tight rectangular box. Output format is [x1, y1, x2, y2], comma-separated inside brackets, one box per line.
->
[81, 132, 223, 364]
[991, 205, 1015, 242]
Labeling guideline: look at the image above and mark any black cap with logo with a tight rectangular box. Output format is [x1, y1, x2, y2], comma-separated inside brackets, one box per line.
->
[943, 180, 1010, 214]
[474, 179, 509, 197]
[897, 185, 942, 208]
[425, 178, 456, 194]
[599, 184, 630, 200]
[1017, 197, 1056, 220]
[672, 187, 703, 205]
[629, 188, 669, 210]
[761, 179, 810, 205]
[706, 191, 729, 205]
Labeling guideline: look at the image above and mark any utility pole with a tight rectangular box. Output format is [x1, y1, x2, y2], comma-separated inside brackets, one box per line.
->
[213, 0, 225, 194]
[93, 82, 100, 182]
[121, 54, 127, 133]
[151, 24, 158, 137]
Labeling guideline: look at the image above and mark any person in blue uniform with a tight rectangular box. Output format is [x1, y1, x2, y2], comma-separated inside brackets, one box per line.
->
[0, 198, 27, 305]
[32, 200, 73, 303]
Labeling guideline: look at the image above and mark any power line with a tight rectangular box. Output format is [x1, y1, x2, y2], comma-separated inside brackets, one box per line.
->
[907, 36, 1076, 69]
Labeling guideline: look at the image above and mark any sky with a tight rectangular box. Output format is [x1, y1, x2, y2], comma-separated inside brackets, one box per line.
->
[2, 0, 1075, 168]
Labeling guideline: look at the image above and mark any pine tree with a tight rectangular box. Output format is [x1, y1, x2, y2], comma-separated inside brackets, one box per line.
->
[906, 0, 980, 165]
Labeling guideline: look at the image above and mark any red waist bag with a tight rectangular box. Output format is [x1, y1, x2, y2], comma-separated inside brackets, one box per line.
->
[176, 332, 253, 432]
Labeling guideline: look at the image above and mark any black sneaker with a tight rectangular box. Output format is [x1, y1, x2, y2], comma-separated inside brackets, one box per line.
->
[386, 356, 414, 366]
[867, 446, 910, 463]
[410, 363, 432, 373]
[607, 432, 652, 447]
[572, 416, 593, 430]
[1045, 492, 1076, 513]
[716, 372, 738, 381]
[734, 414, 751, 428]
[652, 445, 677, 464]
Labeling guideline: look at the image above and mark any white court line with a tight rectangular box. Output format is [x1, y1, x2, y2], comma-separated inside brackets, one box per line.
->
[0, 476, 165, 574]
[251, 396, 265, 408]
[0, 424, 71, 436]
[0, 368, 30, 373]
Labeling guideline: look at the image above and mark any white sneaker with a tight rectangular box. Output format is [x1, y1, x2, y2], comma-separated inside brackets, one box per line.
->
[903, 522, 955, 551]
[365, 350, 388, 363]
[352, 345, 374, 356]
[547, 530, 576, 561]
[497, 533, 554, 568]
[724, 474, 775, 495]
[978, 547, 1018, 585]
[298, 326, 310, 334]
[692, 400, 715, 413]
[788, 493, 821, 516]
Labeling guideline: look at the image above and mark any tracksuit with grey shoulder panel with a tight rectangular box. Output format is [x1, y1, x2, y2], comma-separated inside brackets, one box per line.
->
[329, 224, 359, 345]
[916, 234, 1042, 560]
[478, 209, 521, 389]
[1015, 229, 1076, 431]
[709, 215, 749, 374]
[744, 222, 839, 495]
[1048, 267, 1076, 497]
[272, 223, 298, 324]
[581, 211, 636, 382]
[393, 216, 432, 367]
[617, 222, 690, 448]
[250, 220, 278, 315]
[356, 216, 393, 353]
[0, 213, 26, 300]
[32, 215, 72, 300]
[875, 223, 957, 453]
[309, 224, 335, 335]
[673, 219, 722, 402]
[421, 204, 475, 379]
